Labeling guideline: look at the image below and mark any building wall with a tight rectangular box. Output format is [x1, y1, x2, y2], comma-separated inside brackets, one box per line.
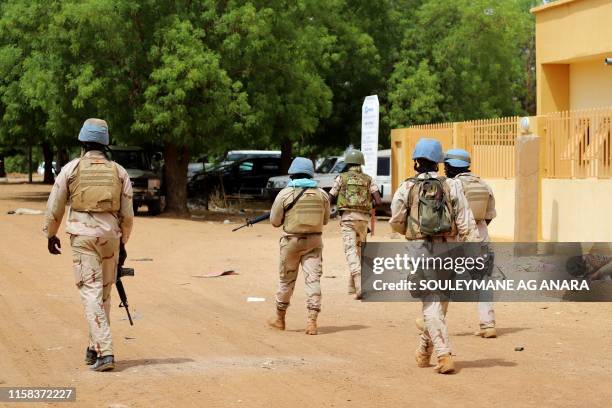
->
[483, 178, 612, 242]
[533, 0, 612, 114]
[570, 59, 612, 110]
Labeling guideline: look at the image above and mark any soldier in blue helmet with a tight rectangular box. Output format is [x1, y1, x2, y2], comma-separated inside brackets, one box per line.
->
[43, 118, 134, 372]
[444, 148, 498, 338]
[268, 157, 331, 335]
[389, 138, 480, 374]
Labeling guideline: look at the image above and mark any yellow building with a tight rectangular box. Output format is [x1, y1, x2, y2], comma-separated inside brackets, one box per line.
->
[390, 0, 612, 242]
[533, 0, 612, 113]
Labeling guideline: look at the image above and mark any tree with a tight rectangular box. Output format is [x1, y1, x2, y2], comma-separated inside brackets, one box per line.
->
[213, 0, 338, 171]
[134, 17, 247, 213]
[387, 0, 535, 128]
[0, 0, 57, 183]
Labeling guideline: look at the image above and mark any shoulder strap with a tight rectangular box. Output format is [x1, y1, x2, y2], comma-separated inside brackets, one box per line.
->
[284, 188, 308, 213]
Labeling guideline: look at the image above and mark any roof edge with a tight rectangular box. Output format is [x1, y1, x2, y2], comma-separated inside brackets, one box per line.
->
[531, 0, 582, 14]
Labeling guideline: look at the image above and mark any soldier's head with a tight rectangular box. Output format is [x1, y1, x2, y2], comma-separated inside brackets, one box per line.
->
[444, 149, 471, 178]
[288, 157, 315, 179]
[343, 149, 365, 171]
[78, 118, 109, 152]
[412, 138, 443, 173]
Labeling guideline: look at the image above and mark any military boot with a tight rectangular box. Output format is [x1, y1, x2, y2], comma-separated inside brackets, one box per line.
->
[474, 327, 497, 338]
[353, 273, 362, 300]
[91, 355, 115, 372]
[85, 347, 97, 365]
[415, 349, 431, 368]
[347, 275, 356, 295]
[268, 308, 286, 330]
[305, 310, 318, 335]
[415, 317, 425, 332]
[434, 353, 455, 374]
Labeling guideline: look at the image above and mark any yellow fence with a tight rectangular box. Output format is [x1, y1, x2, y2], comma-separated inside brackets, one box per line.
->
[543, 108, 612, 178]
[463, 117, 518, 179]
[391, 107, 612, 188]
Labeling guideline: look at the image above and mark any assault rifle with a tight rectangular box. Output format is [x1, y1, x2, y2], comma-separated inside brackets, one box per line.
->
[232, 188, 308, 232]
[116, 265, 134, 326]
[232, 212, 271, 232]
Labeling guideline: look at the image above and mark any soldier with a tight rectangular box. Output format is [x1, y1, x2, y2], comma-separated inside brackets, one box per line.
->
[268, 157, 331, 335]
[389, 138, 480, 374]
[444, 148, 498, 338]
[328, 149, 382, 299]
[44, 118, 134, 372]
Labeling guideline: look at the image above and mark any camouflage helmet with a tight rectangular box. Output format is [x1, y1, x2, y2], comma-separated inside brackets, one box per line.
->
[344, 149, 365, 165]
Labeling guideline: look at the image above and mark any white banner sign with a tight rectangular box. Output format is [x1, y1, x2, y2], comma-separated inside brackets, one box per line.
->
[361, 95, 379, 178]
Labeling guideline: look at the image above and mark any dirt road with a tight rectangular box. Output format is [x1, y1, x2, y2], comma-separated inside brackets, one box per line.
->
[0, 182, 610, 407]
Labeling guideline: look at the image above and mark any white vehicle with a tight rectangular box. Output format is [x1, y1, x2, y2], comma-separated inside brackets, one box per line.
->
[265, 149, 392, 204]
[37, 162, 57, 176]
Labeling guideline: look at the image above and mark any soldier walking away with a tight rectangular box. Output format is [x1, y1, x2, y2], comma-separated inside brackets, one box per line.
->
[389, 139, 480, 374]
[43, 118, 134, 372]
[268, 157, 331, 335]
[328, 149, 382, 299]
[444, 149, 498, 338]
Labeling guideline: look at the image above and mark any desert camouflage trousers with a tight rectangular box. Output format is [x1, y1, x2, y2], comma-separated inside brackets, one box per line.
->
[418, 293, 451, 357]
[340, 220, 368, 290]
[71, 235, 120, 357]
[276, 234, 323, 312]
[477, 302, 496, 329]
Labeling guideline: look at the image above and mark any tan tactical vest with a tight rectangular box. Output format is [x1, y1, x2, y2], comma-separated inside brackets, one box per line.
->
[337, 170, 372, 213]
[405, 176, 457, 240]
[457, 174, 489, 221]
[284, 189, 326, 234]
[69, 157, 121, 212]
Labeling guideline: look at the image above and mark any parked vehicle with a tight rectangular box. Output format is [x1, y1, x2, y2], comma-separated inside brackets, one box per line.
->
[108, 146, 165, 215]
[188, 157, 284, 205]
[265, 150, 392, 205]
[37, 162, 57, 176]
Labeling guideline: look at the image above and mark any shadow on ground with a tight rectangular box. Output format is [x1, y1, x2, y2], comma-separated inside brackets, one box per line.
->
[454, 326, 531, 337]
[455, 358, 518, 372]
[114, 357, 194, 372]
[0, 191, 50, 203]
[285, 325, 369, 335]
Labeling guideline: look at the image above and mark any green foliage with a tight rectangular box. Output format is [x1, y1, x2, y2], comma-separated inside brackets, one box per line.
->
[0, 0, 539, 186]
[387, 0, 535, 128]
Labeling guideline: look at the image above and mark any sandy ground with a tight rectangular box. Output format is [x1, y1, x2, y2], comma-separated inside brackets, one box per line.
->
[0, 182, 610, 408]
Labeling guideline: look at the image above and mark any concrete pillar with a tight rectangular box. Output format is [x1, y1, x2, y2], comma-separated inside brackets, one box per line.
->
[514, 120, 540, 252]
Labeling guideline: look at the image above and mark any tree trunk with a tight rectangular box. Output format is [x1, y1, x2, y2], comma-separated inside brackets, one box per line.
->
[57, 147, 70, 173]
[280, 137, 292, 174]
[42, 141, 55, 184]
[28, 143, 32, 183]
[0, 154, 6, 178]
[163, 141, 190, 215]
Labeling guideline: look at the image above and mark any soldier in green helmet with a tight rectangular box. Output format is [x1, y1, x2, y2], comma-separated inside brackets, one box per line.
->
[328, 149, 382, 299]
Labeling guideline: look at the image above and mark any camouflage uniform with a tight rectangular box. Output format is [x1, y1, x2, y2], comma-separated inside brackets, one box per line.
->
[329, 168, 379, 293]
[456, 172, 497, 330]
[44, 151, 134, 357]
[270, 186, 330, 312]
[390, 172, 480, 359]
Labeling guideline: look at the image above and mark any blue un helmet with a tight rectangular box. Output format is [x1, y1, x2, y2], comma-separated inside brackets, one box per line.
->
[412, 138, 444, 163]
[444, 148, 471, 168]
[288, 157, 315, 178]
[78, 118, 110, 146]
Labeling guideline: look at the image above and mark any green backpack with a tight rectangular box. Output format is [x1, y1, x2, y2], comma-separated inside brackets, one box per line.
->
[337, 171, 372, 213]
[406, 174, 454, 239]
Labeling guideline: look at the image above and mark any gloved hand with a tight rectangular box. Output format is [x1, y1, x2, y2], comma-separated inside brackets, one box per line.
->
[118, 242, 127, 267]
[48, 236, 61, 255]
